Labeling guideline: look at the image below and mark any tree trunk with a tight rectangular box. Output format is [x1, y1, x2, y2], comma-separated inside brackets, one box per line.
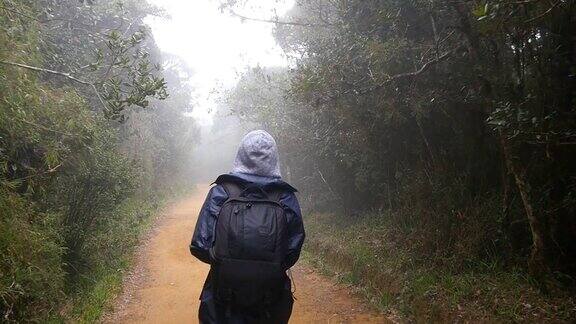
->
[500, 135, 548, 280]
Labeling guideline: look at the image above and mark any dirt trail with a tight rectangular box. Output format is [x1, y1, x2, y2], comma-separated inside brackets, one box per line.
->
[104, 185, 391, 324]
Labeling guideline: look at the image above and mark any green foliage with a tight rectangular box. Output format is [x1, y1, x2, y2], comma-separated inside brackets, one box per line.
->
[0, 190, 64, 321]
[98, 29, 169, 120]
[225, 0, 576, 284]
[67, 196, 161, 323]
[54, 133, 141, 278]
[4, 0, 172, 122]
[304, 210, 576, 322]
[0, 0, 197, 321]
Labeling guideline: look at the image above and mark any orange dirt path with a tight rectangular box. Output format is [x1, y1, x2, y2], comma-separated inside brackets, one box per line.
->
[104, 185, 391, 324]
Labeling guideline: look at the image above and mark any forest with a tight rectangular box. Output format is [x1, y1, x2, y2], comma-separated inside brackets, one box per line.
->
[0, 0, 196, 321]
[222, 0, 576, 321]
[1, 0, 575, 322]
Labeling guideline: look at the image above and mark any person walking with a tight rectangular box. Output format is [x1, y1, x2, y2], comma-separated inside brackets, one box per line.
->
[190, 130, 305, 324]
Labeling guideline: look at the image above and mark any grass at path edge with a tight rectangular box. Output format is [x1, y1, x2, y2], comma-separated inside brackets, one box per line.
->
[54, 188, 194, 323]
[302, 212, 576, 323]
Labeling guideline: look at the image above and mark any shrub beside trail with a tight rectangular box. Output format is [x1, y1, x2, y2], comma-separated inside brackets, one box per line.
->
[304, 209, 576, 322]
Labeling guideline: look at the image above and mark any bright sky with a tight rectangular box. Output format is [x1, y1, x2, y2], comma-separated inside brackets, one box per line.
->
[146, 0, 294, 126]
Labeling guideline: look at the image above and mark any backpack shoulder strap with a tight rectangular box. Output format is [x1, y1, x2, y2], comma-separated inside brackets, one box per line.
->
[220, 182, 243, 200]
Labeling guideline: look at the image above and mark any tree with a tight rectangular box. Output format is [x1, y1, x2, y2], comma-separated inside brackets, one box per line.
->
[223, 0, 576, 281]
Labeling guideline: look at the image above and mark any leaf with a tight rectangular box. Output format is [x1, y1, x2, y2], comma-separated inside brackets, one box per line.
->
[472, 2, 488, 18]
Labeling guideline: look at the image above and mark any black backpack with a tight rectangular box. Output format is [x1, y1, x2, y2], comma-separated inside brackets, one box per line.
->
[210, 181, 289, 310]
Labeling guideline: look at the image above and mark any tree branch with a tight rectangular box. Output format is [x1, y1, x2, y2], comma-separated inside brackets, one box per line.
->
[342, 45, 463, 97]
[13, 163, 63, 182]
[0, 4, 41, 22]
[0, 60, 91, 84]
[387, 45, 462, 82]
[16, 118, 79, 137]
[315, 44, 464, 103]
[0, 4, 79, 24]
[229, 10, 333, 28]
[0, 60, 107, 111]
[525, 1, 561, 23]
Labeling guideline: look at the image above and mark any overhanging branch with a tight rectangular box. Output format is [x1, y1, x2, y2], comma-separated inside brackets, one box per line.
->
[319, 45, 464, 102]
[387, 45, 462, 82]
[229, 10, 333, 28]
[0, 60, 107, 111]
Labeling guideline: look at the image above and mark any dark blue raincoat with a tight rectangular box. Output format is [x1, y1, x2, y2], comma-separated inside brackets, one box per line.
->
[190, 172, 305, 324]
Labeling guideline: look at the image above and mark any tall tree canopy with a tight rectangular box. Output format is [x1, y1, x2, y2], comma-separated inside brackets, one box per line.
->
[224, 0, 576, 283]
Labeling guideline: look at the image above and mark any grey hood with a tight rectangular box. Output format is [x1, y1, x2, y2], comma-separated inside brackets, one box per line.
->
[231, 130, 282, 178]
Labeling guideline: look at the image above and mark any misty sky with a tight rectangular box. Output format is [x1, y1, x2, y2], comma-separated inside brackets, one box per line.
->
[146, 0, 293, 125]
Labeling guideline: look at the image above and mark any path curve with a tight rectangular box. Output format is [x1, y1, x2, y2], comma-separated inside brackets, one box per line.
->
[104, 185, 390, 323]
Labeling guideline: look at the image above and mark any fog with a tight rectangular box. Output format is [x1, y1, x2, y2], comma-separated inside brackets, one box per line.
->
[2, 1, 574, 321]
[144, 0, 293, 180]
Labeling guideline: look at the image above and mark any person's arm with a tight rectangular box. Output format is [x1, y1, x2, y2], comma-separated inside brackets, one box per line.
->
[281, 192, 305, 269]
[190, 185, 227, 264]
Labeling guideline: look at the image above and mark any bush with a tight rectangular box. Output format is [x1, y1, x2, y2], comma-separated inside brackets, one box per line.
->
[1, 2, 194, 320]
[0, 190, 64, 321]
[67, 195, 161, 323]
[52, 132, 141, 281]
[304, 206, 576, 322]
